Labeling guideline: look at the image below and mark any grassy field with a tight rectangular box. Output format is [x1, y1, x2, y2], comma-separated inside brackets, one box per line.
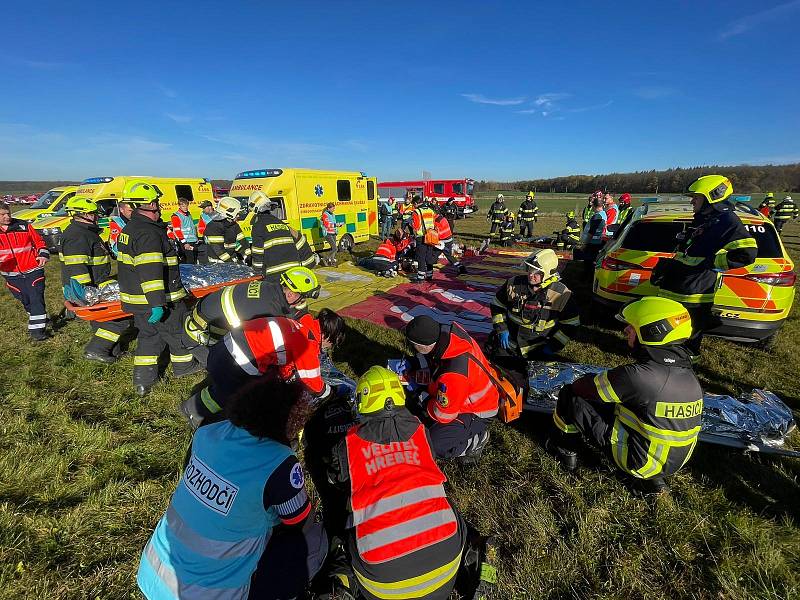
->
[0, 208, 799, 598]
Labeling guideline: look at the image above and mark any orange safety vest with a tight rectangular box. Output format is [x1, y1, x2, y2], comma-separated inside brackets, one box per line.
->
[345, 423, 458, 564]
[411, 208, 436, 238]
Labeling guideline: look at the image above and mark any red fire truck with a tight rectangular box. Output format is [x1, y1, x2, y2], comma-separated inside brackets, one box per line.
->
[378, 178, 477, 216]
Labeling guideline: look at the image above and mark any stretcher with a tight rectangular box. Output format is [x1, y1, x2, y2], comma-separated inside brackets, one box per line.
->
[65, 275, 262, 322]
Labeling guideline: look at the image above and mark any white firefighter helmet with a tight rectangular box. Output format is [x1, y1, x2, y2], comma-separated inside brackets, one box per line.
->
[248, 190, 272, 213]
[522, 248, 559, 280]
[216, 196, 242, 220]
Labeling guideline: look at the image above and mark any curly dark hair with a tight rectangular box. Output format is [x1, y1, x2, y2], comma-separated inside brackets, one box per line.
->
[224, 377, 313, 444]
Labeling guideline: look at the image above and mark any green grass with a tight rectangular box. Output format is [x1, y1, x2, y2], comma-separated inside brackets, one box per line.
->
[0, 213, 798, 598]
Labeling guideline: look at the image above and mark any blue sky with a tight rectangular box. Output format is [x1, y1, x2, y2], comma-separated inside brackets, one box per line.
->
[2, 0, 799, 181]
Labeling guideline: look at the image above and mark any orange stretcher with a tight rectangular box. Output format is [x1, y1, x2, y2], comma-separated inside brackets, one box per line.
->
[65, 275, 262, 322]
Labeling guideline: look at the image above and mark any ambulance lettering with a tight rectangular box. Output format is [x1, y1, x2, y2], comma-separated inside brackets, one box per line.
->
[231, 183, 264, 192]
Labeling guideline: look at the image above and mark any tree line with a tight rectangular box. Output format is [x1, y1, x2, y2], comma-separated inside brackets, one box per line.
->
[475, 163, 800, 195]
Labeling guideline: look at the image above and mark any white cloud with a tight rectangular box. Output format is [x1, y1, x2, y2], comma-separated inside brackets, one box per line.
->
[165, 113, 193, 124]
[461, 93, 526, 106]
[635, 86, 678, 100]
[566, 100, 614, 113]
[158, 84, 178, 99]
[718, 0, 800, 40]
[533, 93, 570, 108]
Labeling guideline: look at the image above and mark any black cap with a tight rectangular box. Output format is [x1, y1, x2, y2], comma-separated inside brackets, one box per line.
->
[199, 200, 213, 208]
[405, 316, 440, 346]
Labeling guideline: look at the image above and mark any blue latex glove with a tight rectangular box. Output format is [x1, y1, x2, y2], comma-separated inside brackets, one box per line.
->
[148, 306, 166, 324]
[540, 344, 554, 357]
[499, 330, 511, 349]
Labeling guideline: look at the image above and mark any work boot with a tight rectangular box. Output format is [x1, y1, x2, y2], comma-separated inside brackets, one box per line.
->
[83, 350, 117, 364]
[30, 330, 52, 342]
[636, 476, 670, 496]
[135, 384, 152, 397]
[545, 437, 578, 471]
[174, 362, 205, 378]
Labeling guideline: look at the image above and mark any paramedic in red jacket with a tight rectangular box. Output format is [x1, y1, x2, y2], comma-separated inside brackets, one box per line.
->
[433, 212, 467, 274]
[359, 229, 411, 276]
[0, 202, 50, 340]
[404, 316, 499, 458]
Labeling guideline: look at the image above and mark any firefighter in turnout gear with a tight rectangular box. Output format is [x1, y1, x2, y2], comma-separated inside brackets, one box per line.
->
[325, 366, 467, 600]
[547, 297, 703, 494]
[773, 195, 798, 234]
[487, 194, 508, 241]
[204, 196, 250, 263]
[651, 175, 757, 357]
[758, 192, 776, 218]
[499, 212, 516, 246]
[116, 180, 201, 396]
[490, 248, 580, 366]
[59, 196, 133, 363]
[0, 201, 50, 340]
[184, 308, 344, 431]
[556, 211, 581, 250]
[137, 379, 328, 600]
[247, 191, 314, 281]
[183, 266, 320, 348]
[404, 316, 499, 459]
[518, 191, 538, 240]
[410, 195, 439, 282]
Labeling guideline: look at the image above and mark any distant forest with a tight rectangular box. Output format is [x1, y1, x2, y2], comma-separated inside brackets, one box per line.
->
[476, 163, 800, 195]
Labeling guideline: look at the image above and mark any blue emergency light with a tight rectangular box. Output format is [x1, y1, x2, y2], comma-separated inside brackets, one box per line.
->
[236, 169, 283, 179]
[82, 176, 114, 184]
[732, 195, 752, 202]
[641, 197, 660, 203]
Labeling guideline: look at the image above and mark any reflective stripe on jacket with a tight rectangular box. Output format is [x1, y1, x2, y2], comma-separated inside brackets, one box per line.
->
[117, 212, 186, 312]
[346, 422, 458, 568]
[321, 210, 337, 235]
[137, 420, 291, 599]
[0, 218, 49, 276]
[411, 208, 436, 238]
[58, 220, 112, 287]
[424, 323, 499, 423]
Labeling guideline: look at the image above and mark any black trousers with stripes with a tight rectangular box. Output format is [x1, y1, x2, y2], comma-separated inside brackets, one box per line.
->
[4, 269, 47, 338]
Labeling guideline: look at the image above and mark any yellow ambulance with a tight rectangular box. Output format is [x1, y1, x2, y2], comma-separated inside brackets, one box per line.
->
[34, 176, 214, 252]
[13, 186, 78, 222]
[229, 168, 379, 251]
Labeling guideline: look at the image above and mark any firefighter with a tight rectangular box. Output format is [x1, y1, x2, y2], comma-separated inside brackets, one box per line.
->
[433, 211, 467, 274]
[547, 297, 702, 494]
[322, 366, 467, 600]
[489, 248, 580, 365]
[204, 196, 249, 263]
[59, 196, 133, 363]
[773, 195, 798, 234]
[247, 191, 314, 281]
[137, 379, 327, 600]
[486, 194, 508, 241]
[759, 192, 776, 218]
[170, 197, 200, 264]
[410, 195, 439, 282]
[358, 228, 411, 277]
[116, 180, 202, 396]
[403, 316, 499, 459]
[617, 193, 633, 224]
[183, 265, 321, 348]
[499, 212, 516, 246]
[442, 196, 459, 232]
[556, 211, 581, 250]
[0, 201, 50, 340]
[108, 200, 134, 258]
[651, 175, 757, 357]
[518, 191, 538, 240]
[183, 308, 345, 430]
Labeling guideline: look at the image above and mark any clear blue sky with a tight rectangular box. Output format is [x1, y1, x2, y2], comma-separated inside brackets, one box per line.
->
[2, 0, 799, 182]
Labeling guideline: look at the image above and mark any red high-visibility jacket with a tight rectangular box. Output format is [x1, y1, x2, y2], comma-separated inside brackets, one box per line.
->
[345, 422, 458, 564]
[0, 218, 49, 276]
[434, 215, 452, 243]
[374, 238, 411, 262]
[321, 210, 337, 235]
[424, 323, 499, 423]
[223, 316, 325, 395]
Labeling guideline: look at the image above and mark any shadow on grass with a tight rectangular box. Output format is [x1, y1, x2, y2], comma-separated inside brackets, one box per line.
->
[689, 446, 800, 521]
